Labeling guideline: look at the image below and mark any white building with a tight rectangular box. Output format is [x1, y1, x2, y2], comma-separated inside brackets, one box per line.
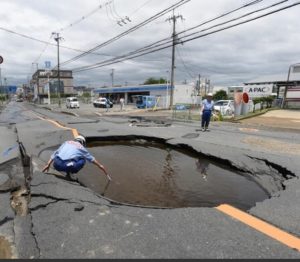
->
[94, 83, 200, 108]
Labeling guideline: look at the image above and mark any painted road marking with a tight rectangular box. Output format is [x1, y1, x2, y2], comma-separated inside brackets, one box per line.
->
[34, 114, 79, 138]
[31, 111, 300, 253]
[216, 204, 300, 252]
[2, 144, 18, 157]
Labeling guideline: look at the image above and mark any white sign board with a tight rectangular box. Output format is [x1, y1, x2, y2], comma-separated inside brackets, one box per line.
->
[243, 84, 273, 98]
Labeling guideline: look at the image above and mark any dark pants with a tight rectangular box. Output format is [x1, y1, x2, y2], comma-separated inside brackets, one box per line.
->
[202, 110, 212, 128]
[53, 156, 86, 175]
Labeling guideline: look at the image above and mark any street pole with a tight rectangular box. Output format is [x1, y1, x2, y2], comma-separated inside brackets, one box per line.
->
[111, 69, 114, 87]
[32, 63, 39, 103]
[0, 66, 2, 90]
[166, 71, 169, 109]
[53, 32, 63, 107]
[198, 74, 201, 96]
[166, 10, 183, 109]
[47, 73, 51, 105]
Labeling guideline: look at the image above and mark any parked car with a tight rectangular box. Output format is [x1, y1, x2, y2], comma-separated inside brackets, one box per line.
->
[93, 97, 113, 108]
[16, 98, 24, 102]
[214, 100, 234, 115]
[66, 97, 80, 109]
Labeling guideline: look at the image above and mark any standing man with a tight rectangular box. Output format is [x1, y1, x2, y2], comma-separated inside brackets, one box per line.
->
[105, 98, 110, 112]
[120, 97, 125, 111]
[200, 93, 214, 132]
[42, 135, 112, 181]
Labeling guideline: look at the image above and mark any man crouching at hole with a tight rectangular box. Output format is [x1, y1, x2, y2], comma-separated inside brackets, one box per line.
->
[42, 135, 112, 181]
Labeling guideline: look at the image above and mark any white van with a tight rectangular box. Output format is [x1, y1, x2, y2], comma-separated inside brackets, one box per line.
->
[66, 97, 80, 109]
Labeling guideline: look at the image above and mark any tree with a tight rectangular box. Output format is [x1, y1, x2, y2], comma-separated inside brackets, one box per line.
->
[264, 96, 275, 108]
[252, 97, 261, 112]
[213, 90, 228, 100]
[144, 77, 167, 85]
[82, 92, 91, 98]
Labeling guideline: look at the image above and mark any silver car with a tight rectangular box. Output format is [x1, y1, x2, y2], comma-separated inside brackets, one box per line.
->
[214, 100, 234, 115]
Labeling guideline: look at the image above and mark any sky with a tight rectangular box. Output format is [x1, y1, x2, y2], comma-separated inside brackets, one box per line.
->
[0, 0, 300, 88]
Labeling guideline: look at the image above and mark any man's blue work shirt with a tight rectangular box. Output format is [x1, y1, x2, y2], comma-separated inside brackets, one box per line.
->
[202, 99, 214, 111]
[51, 141, 95, 162]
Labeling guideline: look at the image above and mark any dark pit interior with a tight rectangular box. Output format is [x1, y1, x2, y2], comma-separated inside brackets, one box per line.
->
[40, 138, 279, 210]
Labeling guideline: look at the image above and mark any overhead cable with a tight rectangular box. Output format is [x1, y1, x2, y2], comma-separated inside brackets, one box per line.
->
[71, 1, 300, 73]
[124, 0, 269, 57]
[59, 0, 191, 67]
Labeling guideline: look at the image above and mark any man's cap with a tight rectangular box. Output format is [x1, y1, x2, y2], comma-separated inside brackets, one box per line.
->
[207, 93, 213, 96]
[74, 135, 86, 145]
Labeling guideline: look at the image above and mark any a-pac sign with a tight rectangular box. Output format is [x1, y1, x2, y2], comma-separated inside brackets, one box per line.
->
[243, 84, 273, 97]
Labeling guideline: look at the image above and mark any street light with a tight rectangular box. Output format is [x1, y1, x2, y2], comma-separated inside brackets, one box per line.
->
[281, 63, 300, 108]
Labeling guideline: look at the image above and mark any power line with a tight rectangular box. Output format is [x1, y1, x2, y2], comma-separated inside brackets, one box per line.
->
[115, 0, 291, 61]
[117, 0, 268, 59]
[175, 0, 267, 38]
[71, 1, 300, 73]
[176, 46, 197, 78]
[129, 0, 155, 16]
[59, 0, 191, 67]
[0, 25, 114, 58]
[176, 0, 290, 43]
[32, 34, 54, 64]
[58, 2, 107, 32]
[180, 1, 300, 45]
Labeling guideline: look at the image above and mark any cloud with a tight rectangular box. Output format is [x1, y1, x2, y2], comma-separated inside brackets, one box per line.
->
[0, 0, 299, 87]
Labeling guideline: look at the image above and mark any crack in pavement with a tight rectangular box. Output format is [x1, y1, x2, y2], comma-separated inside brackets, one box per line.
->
[0, 217, 14, 227]
[246, 155, 296, 179]
[28, 213, 40, 258]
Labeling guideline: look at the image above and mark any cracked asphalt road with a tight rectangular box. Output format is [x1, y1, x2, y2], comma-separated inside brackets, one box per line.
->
[1, 101, 300, 258]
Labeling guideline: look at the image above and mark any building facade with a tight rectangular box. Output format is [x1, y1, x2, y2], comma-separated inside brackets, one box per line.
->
[244, 73, 300, 108]
[31, 69, 74, 102]
[94, 83, 199, 108]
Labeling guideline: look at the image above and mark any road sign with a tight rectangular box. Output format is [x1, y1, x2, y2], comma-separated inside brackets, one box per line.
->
[45, 61, 51, 69]
[0, 56, 3, 64]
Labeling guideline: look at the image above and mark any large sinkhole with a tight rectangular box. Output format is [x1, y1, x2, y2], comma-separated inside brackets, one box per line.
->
[40, 138, 282, 210]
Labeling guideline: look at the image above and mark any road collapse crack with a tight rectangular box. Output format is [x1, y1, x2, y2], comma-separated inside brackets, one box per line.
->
[30, 194, 69, 211]
[31, 182, 58, 187]
[0, 216, 14, 226]
[29, 212, 41, 258]
[79, 199, 120, 209]
[246, 155, 296, 180]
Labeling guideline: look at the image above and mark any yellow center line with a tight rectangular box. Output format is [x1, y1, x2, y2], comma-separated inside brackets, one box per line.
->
[34, 114, 79, 138]
[216, 204, 300, 252]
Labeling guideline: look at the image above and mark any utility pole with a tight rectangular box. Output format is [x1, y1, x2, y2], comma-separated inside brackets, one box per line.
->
[53, 32, 63, 107]
[32, 63, 39, 103]
[198, 74, 201, 96]
[0, 67, 2, 90]
[166, 10, 184, 108]
[111, 69, 115, 87]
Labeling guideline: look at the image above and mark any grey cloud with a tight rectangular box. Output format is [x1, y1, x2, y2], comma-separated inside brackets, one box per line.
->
[0, 0, 299, 87]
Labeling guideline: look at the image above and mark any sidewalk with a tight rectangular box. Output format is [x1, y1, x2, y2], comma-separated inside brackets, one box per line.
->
[240, 109, 300, 131]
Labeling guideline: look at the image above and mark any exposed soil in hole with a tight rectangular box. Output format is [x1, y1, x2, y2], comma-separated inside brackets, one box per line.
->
[0, 236, 12, 259]
[11, 186, 29, 216]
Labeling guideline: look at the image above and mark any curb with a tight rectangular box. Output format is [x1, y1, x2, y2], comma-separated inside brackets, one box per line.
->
[232, 108, 278, 122]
